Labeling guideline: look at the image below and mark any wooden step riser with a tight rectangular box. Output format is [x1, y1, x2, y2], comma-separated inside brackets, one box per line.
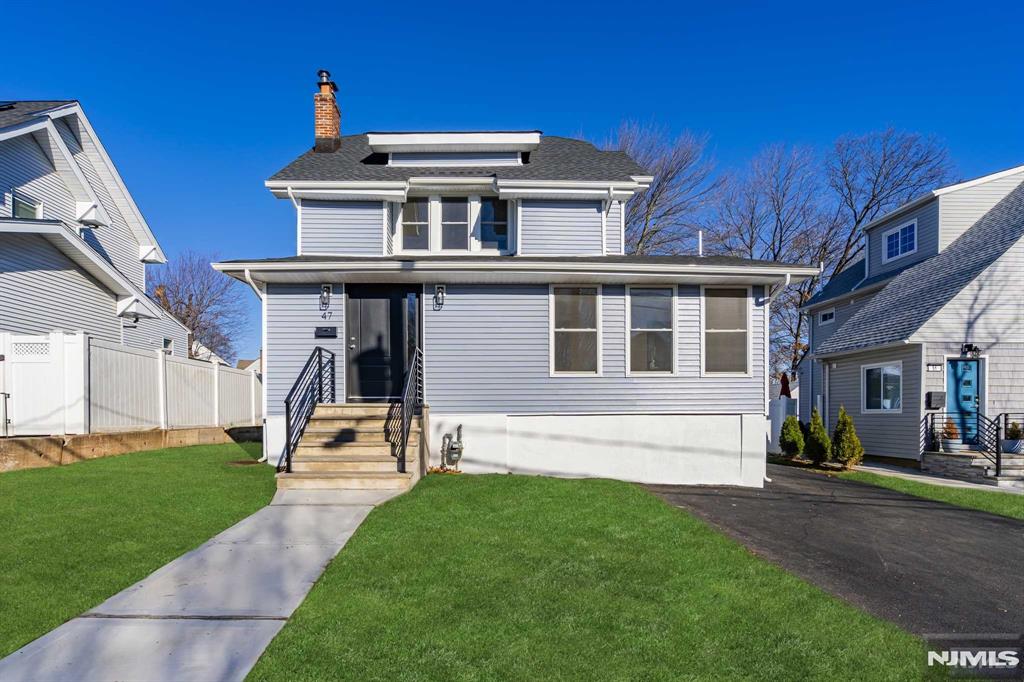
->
[313, 405, 394, 418]
[300, 432, 421, 445]
[296, 444, 417, 457]
[307, 418, 390, 429]
[291, 460, 402, 473]
[276, 475, 412, 491]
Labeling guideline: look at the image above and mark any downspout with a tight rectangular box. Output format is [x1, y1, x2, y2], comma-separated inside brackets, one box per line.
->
[243, 268, 267, 461]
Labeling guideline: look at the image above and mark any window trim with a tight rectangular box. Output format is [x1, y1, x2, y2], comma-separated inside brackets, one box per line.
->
[860, 360, 903, 414]
[625, 285, 677, 376]
[397, 195, 514, 255]
[549, 284, 603, 377]
[818, 307, 836, 326]
[880, 219, 917, 264]
[12, 192, 43, 220]
[699, 285, 753, 378]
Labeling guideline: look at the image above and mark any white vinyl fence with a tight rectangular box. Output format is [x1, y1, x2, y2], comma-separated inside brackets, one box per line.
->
[0, 332, 262, 436]
[767, 397, 798, 454]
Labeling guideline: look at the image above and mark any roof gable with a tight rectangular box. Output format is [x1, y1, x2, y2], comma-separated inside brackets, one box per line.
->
[816, 180, 1024, 355]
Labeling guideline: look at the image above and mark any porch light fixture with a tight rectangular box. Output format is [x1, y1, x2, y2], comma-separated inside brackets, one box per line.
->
[319, 284, 332, 310]
[960, 343, 981, 359]
[433, 285, 446, 310]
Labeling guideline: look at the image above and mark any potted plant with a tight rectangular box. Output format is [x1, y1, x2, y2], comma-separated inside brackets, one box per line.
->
[1002, 421, 1023, 454]
[940, 419, 959, 452]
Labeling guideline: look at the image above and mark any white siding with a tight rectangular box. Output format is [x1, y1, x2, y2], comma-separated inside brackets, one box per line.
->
[0, 234, 121, 343]
[122, 310, 189, 357]
[423, 284, 767, 414]
[865, 199, 939, 277]
[264, 284, 345, 416]
[0, 135, 77, 222]
[299, 200, 384, 255]
[519, 200, 603, 255]
[939, 171, 1024, 250]
[923, 342, 1024, 418]
[605, 200, 624, 255]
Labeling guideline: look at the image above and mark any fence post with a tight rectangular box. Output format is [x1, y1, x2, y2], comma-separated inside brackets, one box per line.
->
[250, 368, 258, 426]
[213, 361, 221, 427]
[157, 349, 168, 429]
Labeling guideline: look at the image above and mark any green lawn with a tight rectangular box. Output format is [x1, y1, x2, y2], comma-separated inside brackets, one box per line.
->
[838, 470, 1024, 521]
[249, 474, 925, 681]
[0, 442, 275, 656]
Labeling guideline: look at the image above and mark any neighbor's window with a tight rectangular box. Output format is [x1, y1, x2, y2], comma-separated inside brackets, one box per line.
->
[863, 362, 902, 412]
[402, 198, 430, 250]
[883, 221, 916, 262]
[480, 198, 509, 251]
[819, 308, 835, 325]
[440, 198, 469, 250]
[552, 286, 599, 374]
[13, 193, 40, 219]
[162, 338, 174, 353]
[703, 288, 749, 374]
[629, 287, 674, 373]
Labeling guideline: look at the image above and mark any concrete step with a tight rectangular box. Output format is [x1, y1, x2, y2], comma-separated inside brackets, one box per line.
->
[306, 417, 419, 430]
[296, 442, 417, 457]
[994, 477, 1024, 491]
[276, 471, 413, 490]
[291, 455, 400, 473]
[301, 428, 420, 445]
[313, 404, 393, 418]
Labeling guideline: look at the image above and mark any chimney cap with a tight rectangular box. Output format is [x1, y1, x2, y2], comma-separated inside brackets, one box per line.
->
[317, 69, 337, 92]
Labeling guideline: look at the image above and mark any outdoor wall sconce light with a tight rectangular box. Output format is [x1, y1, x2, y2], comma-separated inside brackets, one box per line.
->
[319, 284, 332, 310]
[961, 343, 982, 358]
[433, 285, 446, 310]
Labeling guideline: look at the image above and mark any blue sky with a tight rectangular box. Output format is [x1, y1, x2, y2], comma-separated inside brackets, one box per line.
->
[5, 0, 1022, 360]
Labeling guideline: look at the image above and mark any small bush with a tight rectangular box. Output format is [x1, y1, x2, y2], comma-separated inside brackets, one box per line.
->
[831, 406, 864, 469]
[805, 408, 832, 465]
[779, 415, 804, 457]
[1006, 421, 1023, 440]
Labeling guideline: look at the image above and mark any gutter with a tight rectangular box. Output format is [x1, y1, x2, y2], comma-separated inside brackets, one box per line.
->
[243, 268, 264, 300]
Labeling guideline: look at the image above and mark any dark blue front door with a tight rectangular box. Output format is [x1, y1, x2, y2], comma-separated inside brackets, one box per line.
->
[946, 359, 980, 444]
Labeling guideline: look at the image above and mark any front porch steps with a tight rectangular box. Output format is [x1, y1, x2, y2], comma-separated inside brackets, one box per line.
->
[921, 450, 1024, 490]
[276, 403, 424, 491]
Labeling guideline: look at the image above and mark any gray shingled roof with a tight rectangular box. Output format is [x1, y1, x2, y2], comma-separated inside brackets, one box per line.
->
[804, 259, 865, 307]
[218, 254, 810, 269]
[269, 134, 648, 183]
[817, 181, 1024, 355]
[0, 100, 75, 130]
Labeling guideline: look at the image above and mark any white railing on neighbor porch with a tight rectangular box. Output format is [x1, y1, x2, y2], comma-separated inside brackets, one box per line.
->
[0, 331, 262, 437]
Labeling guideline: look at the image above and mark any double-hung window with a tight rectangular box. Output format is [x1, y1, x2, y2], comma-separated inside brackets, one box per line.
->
[862, 362, 902, 412]
[551, 286, 600, 374]
[703, 287, 749, 375]
[629, 287, 674, 373]
[480, 198, 509, 251]
[882, 221, 916, 262]
[401, 198, 430, 250]
[440, 198, 469, 250]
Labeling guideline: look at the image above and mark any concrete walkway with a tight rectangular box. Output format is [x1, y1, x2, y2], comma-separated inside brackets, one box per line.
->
[855, 462, 1024, 494]
[0, 488, 402, 682]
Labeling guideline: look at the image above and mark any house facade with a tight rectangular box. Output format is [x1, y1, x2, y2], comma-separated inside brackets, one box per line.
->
[0, 100, 189, 354]
[215, 72, 817, 487]
[799, 165, 1024, 469]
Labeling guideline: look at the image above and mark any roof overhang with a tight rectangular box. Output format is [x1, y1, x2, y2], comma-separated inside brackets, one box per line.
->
[0, 219, 162, 319]
[214, 258, 820, 288]
[812, 339, 912, 360]
[366, 132, 542, 153]
[265, 176, 653, 203]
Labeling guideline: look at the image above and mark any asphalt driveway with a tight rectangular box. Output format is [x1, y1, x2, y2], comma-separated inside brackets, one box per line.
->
[647, 464, 1024, 636]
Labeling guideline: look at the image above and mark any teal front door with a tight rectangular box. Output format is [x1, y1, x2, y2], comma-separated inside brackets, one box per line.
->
[946, 359, 980, 444]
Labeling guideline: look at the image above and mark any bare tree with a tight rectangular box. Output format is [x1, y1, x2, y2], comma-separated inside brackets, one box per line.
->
[825, 128, 954, 278]
[603, 122, 721, 254]
[706, 145, 840, 373]
[148, 250, 248, 363]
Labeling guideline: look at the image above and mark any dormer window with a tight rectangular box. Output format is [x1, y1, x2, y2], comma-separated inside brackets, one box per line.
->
[397, 196, 514, 254]
[12, 192, 42, 219]
[882, 220, 916, 263]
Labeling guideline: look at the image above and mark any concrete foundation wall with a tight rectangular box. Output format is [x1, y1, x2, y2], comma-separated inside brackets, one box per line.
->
[427, 412, 768, 487]
[0, 426, 262, 472]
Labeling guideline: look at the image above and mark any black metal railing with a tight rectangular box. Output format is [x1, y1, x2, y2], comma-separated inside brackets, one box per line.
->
[925, 410, 1002, 476]
[282, 347, 336, 473]
[392, 347, 423, 473]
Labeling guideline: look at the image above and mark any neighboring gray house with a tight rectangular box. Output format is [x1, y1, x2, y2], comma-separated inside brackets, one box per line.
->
[0, 100, 188, 354]
[215, 71, 817, 489]
[799, 164, 1024, 475]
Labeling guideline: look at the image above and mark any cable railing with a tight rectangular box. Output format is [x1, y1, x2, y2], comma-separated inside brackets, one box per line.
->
[281, 347, 336, 473]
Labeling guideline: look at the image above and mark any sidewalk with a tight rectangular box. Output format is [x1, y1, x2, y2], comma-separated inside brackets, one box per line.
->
[0, 489, 402, 682]
[856, 462, 1024, 494]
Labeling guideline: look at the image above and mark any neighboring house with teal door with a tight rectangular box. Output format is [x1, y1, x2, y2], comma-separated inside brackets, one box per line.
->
[798, 164, 1024, 485]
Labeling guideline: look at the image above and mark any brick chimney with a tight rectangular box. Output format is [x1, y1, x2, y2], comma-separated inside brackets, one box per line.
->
[314, 69, 340, 153]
